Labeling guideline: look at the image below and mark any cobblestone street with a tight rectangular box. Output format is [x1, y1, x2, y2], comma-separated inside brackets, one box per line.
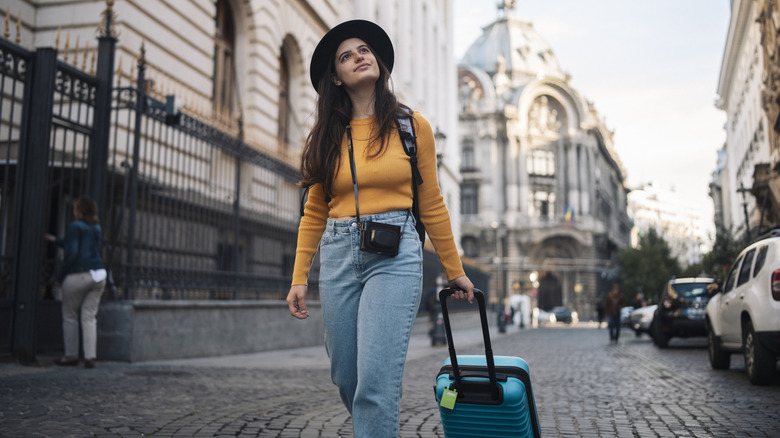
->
[2, 318, 779, 437]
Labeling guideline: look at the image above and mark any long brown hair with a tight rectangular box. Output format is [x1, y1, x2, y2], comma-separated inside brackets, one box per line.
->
[299, 43, 408, 196]
[74, 196, 99, 225]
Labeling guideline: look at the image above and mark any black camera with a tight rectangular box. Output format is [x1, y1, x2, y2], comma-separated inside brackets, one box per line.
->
[359, 221, 401, 256]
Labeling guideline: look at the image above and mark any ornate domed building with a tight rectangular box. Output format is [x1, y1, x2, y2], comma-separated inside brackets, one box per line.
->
[458, 3, 631, 318]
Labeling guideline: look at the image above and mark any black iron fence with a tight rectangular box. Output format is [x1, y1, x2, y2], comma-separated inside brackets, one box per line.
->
[103, 50, 304, 301]
[0, 14, 309, 359]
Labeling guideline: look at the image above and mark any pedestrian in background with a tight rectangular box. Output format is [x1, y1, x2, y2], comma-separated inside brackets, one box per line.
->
[604, 283, 624, 344]
[631, 291, 646, 309]
[45, 196, 106, 368]
[596, 295, 605, 328]
[285, 19, 474, 437]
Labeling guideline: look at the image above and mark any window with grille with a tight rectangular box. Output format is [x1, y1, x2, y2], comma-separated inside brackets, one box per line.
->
[527, 149, 555, 176]
[461, 139, 476, 171]
[214, 0, 237, 118]
[461, 184, 479, 215]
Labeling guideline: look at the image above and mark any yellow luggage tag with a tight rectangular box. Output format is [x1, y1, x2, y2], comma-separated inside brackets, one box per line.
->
[440, 387, 458, 410]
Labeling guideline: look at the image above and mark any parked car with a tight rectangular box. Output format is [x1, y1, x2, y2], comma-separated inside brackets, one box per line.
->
[533, 308, 556, 327]
[620, 306, 634, 328]
[550, 306, 578, 324]
[653, 277, 717, 348]
[706, 230, 780, 385]
[629, 304, 658, 337]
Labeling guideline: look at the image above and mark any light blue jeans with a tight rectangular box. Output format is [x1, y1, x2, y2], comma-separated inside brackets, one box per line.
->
[318, 210, 423, 438]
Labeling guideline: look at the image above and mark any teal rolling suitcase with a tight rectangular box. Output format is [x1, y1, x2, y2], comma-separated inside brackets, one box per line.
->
[434, 289, 541, 437]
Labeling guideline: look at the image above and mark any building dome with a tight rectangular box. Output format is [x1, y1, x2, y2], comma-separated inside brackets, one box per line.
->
[461, 14, 564, 83]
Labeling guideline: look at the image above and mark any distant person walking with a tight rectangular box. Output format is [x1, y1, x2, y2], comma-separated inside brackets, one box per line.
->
[46, 196, 106, 368]
[631, 291, 645, 309]
[596, 295, 605, 329]
[604, 283, 624, 344]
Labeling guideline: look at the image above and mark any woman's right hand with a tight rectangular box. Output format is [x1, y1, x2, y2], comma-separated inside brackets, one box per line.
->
[44, 234, 56, 242]
[286, 285, 309, 319]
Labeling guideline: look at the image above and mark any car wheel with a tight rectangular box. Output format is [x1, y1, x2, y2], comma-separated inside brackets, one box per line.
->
[654, 324, 670, 348]
[707, 324, 730, 370]
[743, 321, 775, 385]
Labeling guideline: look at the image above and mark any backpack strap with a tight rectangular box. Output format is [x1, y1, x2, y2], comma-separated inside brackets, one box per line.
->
[396, 109, 426, 242]
[397, 116, 423, 186]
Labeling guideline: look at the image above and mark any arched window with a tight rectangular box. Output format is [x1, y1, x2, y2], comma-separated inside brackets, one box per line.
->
[214, 0, 237, 118]
[278, 39, 292, 147]
[277, 36, 305, 153]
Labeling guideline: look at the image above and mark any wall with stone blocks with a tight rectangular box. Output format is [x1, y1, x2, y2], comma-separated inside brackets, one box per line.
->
[97, 300, 325, 362]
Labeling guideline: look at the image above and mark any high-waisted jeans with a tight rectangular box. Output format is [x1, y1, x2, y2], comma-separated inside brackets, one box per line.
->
[318, 210, 423, 438]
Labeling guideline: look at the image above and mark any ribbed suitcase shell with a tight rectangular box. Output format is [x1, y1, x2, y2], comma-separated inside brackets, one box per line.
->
[435, 355, 538, 437]
[434, 289, 540, 438]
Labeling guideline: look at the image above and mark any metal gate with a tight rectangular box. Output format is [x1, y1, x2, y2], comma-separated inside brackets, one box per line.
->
[0, 9, 305, 361]
[0, 37, 102, 360]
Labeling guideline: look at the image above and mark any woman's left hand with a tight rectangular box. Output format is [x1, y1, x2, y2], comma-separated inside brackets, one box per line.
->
[448, 275, 475, 304]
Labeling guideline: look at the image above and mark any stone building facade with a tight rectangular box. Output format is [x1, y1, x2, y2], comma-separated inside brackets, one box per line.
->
[715, 0, 772, 238]
[713, 0, 780, 239]
[7, 0, 463, 279]
[752, 0, 780, 232]
[628, 184, 710, 268]
[456, 5, 631, 317]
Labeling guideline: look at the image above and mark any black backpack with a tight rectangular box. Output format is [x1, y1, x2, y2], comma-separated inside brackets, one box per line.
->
[395, 110, 426, 243]
[299, 109, 426, 242]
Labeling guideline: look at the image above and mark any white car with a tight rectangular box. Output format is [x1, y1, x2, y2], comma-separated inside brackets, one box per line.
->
[629, 304, 658, 337]
[705, 231, 780, 385]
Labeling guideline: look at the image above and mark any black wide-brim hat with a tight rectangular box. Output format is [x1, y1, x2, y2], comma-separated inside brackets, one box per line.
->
[309, 19, 394, 92]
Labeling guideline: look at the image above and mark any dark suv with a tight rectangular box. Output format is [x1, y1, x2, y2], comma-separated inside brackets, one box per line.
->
[653, 277, 717, 348]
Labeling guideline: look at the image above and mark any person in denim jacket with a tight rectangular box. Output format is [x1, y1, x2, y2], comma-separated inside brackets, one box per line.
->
[46, 196, 106, 368]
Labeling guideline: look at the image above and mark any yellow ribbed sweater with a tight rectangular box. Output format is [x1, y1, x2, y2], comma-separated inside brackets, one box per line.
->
[292, 112, 465, 286]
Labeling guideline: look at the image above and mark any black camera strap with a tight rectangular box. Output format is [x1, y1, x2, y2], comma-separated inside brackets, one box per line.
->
[346, 124, 409, 234]
[346, 125, 362, 228]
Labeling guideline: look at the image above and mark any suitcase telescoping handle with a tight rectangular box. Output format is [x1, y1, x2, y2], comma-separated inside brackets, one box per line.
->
[439, 288, 499, 401]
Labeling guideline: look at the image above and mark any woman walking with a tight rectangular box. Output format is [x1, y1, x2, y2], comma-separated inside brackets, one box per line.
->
[286, 19, 474, 437]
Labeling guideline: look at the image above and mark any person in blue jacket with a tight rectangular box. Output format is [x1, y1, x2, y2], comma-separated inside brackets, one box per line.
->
[45, 196, 106, 368]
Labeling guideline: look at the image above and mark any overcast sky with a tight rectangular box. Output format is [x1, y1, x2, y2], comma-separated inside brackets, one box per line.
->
[453, 0, 731, 225]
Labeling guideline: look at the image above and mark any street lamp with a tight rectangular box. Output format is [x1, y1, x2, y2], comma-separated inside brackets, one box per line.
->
[492, 221, 507, 333]
[434, 126, 446, 180]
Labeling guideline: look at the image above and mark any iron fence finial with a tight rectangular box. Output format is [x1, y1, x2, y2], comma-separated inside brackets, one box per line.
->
[89, 46, 96, 75]
[116, 56, 123, 87]
[73, 35, 80, 66]
[4, 7, 9, 40]
[98, 0, 119, 39]
[81, 41, 89, 71]
[63, 31, 70, 63]
[15, 11, 20, 44]
[138, 41, 145, 65]
[129, 60, 135, 86]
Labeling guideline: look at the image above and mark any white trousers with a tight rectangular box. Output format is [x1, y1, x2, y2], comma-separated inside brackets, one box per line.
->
[61, 272, 105, 359]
